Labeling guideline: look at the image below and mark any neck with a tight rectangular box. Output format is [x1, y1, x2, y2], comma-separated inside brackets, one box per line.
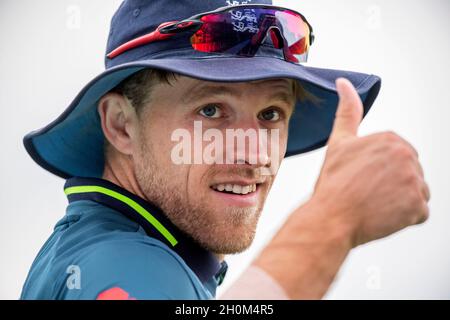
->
[102, 156, 148, 201]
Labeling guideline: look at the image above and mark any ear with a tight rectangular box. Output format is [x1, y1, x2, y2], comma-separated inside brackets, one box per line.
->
[97, 92, 139, 155]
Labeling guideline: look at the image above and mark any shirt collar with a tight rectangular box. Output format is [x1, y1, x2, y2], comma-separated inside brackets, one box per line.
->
[64, 177, 227, 285]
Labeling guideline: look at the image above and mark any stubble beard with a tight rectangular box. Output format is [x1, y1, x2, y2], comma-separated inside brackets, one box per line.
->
[134, 135, 264, 255]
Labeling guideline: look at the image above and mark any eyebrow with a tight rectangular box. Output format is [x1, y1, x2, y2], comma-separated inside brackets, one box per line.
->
[268, 91, 296, 108]
[181, 85, 242, 105]
[182, 83, 296, 108]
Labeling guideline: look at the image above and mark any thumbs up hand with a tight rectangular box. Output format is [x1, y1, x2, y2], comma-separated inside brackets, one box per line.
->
[311, 78, 430, 247]
[328, 78, 364, 143]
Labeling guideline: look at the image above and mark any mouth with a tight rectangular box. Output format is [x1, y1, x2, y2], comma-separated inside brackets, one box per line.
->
[210, 183, 258, 195]
[209, 180, 263, 207]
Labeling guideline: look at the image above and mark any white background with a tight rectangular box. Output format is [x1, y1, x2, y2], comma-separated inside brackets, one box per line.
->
[0, 0, 449, 299]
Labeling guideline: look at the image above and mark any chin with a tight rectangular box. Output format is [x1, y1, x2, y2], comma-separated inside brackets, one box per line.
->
[205, 238, 255, 255]
[199, 222, 259, 255]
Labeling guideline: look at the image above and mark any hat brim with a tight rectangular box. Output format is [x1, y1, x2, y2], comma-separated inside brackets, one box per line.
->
[23, 56, 381, 179]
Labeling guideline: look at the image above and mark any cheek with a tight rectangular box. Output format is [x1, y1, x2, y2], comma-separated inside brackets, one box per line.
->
[184, 164, 212, 194]
[279, 132, 289, 159]
[267, 128, 289, 161]
[142, 118, 183, 164]
[144, 125, 208, 190]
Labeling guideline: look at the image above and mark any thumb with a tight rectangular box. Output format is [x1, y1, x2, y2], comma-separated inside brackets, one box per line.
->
[328, 78, 364, 145]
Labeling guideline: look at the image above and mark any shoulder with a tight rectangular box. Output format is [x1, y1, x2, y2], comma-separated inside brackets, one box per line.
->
[62, 234, 203, 300]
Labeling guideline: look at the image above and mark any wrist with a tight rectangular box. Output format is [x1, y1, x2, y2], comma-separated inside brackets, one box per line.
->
[253, 197, 355, 299]
[301, 195, 357, 250]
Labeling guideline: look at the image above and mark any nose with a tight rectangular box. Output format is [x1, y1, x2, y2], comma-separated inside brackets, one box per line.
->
[223, 117, 273, 168]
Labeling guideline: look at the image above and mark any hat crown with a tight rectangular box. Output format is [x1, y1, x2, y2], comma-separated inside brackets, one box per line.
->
[105, 0, 273, 68]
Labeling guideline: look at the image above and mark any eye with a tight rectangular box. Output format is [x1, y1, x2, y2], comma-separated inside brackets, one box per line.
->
[259, 108, 281, 122]
[199, 104, 222, 119]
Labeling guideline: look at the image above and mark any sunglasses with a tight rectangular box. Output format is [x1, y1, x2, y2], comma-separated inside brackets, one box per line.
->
[107, 4, 315, 64]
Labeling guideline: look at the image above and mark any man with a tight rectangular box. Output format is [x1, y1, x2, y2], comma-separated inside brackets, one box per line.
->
[21, 0, 429, 300]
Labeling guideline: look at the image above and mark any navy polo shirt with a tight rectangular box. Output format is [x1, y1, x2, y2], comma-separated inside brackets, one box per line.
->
[20, 177, 228, 300]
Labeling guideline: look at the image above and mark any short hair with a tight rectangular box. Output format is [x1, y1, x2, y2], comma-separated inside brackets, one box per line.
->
[110, 68, 178, 115]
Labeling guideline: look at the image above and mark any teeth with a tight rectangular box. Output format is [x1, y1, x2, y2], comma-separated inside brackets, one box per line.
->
[212, 183, 257, 195]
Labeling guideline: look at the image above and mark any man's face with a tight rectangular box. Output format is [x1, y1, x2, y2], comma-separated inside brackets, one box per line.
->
[132, 76, 295, 254]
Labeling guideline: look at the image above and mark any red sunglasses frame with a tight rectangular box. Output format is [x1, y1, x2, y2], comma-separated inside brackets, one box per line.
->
[107, 4, 315, 60]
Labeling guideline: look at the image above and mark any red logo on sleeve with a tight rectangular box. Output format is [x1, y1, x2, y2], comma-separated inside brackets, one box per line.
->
[96, 287, 137, 300]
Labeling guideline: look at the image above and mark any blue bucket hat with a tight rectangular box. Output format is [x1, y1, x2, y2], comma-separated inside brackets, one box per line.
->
[23, 0, 381, 179]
